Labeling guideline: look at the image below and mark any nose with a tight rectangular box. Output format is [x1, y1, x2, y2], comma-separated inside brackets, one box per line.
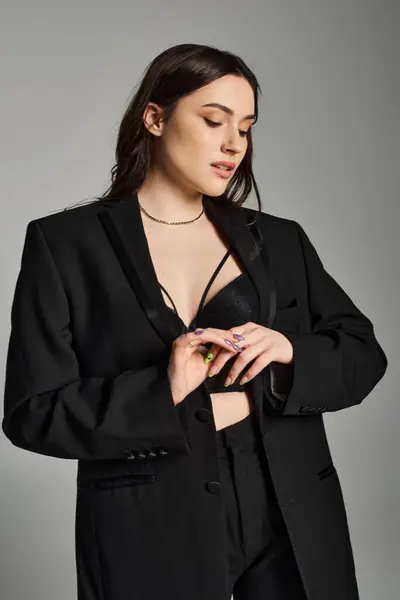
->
[222, 129, 246, 154]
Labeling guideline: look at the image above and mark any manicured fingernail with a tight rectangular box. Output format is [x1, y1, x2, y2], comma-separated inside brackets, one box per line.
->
[208, 364, 219, 376]
[232, 343, 243, 352]
[204, 356, 212, 364]
[239, 376, 248, 385]
[233, 334, 245, 341]
[195, 329, 204, 335]
[206, 352, 214, 360]
[224, 377, 231, 387]
[224, 339, 243, 352]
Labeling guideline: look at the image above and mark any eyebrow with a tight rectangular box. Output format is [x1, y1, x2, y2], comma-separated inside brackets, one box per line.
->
[201, 103, 255, 121]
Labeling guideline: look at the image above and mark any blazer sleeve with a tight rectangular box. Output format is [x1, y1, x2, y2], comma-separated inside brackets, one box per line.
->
[264, 220, 388, 416]
[2, 220, 191, 460]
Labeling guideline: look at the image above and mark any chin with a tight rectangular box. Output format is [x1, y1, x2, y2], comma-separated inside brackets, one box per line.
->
[199, 183, 229, 198]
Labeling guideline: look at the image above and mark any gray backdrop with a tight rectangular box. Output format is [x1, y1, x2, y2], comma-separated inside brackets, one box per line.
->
[1, 1, 398, 598]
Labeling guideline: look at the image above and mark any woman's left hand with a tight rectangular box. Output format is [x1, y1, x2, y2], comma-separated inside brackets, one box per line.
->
[204, 321, 294, 386]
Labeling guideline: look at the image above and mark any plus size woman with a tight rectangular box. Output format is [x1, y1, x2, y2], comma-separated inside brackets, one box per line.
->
[2, 44, 387, 600]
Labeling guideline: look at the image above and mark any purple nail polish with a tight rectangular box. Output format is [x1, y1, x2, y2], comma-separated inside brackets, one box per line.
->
[233, 334, 245, 341]
[232, 344, 243, 352]
[195, 329, 204, 335]
[224, 338, 234, 347]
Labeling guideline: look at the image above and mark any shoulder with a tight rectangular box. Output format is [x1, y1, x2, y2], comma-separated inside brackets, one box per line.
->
[23, 199, 119, 257]
[238, 204, 300, 244]
[29, 198, 110, 234]
[19, 199, 115, 266]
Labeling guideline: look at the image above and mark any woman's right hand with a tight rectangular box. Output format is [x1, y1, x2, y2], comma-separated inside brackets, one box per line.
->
[167, 328, 243, 405]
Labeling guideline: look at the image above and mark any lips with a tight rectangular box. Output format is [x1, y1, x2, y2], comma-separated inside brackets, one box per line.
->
[211, 161, 235, 171]
[211, 164, 234, 179]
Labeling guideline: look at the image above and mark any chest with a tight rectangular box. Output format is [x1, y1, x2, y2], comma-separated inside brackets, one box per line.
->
[62, 205, 304, 376]
[143, 220, 247, 330]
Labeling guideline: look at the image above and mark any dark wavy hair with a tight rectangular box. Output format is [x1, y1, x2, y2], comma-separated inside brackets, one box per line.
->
[67, 43, 263, 218]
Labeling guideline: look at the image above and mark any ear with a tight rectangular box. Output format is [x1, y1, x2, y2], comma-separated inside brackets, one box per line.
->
[143, 102, 165, 136]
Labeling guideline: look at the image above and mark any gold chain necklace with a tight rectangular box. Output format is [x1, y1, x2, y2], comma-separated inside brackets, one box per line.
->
[138, 200, 205, 225]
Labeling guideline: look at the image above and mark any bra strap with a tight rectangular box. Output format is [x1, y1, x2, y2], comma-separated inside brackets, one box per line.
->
[159, 283, 178, 314]
[190, 245, 232, 331]
[159, 245, 233, 329]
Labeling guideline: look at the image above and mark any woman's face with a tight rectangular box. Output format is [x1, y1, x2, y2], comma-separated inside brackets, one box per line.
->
[143, 74, 255, 197]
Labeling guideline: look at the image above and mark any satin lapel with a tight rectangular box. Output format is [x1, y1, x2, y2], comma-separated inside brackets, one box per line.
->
[202, 196, 275, 330]
[97, 195, 177, 347]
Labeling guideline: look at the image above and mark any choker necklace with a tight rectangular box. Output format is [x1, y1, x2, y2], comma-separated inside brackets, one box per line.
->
[138, 200, 205, 225]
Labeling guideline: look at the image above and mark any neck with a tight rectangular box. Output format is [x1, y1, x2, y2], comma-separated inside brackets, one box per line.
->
[136, 171, 204, 222]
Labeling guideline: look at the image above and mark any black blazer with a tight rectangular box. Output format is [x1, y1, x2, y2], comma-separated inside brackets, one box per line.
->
[2, 194, 387, 600]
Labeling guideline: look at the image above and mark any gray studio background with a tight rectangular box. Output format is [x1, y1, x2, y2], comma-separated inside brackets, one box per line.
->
[1, 1, 398, 599]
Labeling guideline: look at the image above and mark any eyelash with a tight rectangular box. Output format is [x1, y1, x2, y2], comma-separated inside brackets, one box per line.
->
[203, 117, 250, 138]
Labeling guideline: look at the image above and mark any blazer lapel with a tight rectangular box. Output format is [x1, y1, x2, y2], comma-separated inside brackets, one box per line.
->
[97, 192, 275, 349]
[97, 194, 177, 347]
[202, 196, 276, 330]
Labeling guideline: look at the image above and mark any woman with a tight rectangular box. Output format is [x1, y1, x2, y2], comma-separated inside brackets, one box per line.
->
[2, 43, 387, 600]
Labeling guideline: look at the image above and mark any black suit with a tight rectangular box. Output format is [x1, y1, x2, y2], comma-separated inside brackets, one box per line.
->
[2, 194, 387, 599]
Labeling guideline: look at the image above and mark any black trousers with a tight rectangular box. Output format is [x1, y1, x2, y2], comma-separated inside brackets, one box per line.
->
[216, 412, 307, 600]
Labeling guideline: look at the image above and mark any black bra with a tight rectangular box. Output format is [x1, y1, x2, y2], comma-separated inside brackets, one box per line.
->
[158, 244, 260, 393]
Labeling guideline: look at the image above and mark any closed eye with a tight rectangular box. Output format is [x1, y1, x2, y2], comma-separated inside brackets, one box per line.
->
[203, 117, 249, 138]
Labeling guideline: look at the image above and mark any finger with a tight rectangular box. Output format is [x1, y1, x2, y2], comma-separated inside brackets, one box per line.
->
[226, 344, 276, 386]
[203, 343, 220, 364]
[174, 331, 240, 359]
[228, 322, 258, 342]
[206, 341, 231, 365]
[205, 330, 261, 375]
[187, 328, 244, 354]
[174, 333, 206, 350]
[206, 347, 236, 375]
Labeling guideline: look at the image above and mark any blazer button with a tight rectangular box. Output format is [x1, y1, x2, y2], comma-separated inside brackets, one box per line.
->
[158, 448, 168, 456]
[147, 450, 157, 458]
[125, 452, 136, 460]
[136, 451, 147, 459]
[196, 408, 212, 422]
[205, 481, 220, 494]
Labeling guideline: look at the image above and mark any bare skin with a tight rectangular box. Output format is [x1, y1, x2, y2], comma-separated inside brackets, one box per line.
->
[137, 74, 257, 430]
